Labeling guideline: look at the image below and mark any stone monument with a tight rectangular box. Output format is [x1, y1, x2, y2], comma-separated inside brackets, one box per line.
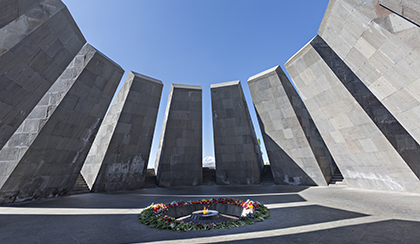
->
[248, 66, 336, 186]
[0, 0, 86, 150]
[285, 36, 420, 192]
[0, 44, 123, 203]
[81, 71, 163, 192]
[211, 81, 263, 184]
[155, 84, 202, 187]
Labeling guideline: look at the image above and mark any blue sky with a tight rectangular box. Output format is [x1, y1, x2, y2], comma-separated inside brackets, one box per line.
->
[61, 0, 330, 168]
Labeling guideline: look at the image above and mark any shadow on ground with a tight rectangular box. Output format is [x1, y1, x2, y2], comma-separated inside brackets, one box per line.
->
[1, 185, 419, 243]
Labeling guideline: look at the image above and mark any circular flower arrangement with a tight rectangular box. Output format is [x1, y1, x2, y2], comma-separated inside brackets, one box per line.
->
[138, 197, 270, 231]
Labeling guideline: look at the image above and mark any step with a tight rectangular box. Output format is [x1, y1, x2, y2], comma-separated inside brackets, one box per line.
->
[202, 167, 216, 185]
[329, 167, 347, 186]
[144, 169, 158, 188]
[70, 174, 90, 195]
[261, 165, 274, 184]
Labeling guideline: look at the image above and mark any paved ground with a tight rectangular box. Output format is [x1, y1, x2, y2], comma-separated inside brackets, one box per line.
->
[1, 185, 420, 243]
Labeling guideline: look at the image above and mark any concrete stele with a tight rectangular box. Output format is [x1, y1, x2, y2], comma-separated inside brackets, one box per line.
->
[285, 38, 420, 193]
[155, 84, 202, 187]
[311, 35, 420, 180]
[0, 0, 86, 150]
[0, 44, 123, 203]
[81, 71, 163, 192]
[378, 0, 420, 26]
[248, 66, 336, 186]
[318, 0, 420, 177]
[211, 80, 263, 185]
[0, 0, 42, 29]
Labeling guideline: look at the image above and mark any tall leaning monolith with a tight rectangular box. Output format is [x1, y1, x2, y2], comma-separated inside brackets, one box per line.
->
[211, 80, 263, 184]
[0, 44, 123, 203]
[0, 0, 86, 150]
[285, 36, 420, 193]
[155, 84, 202, 187]
[248, 66, 336, 186]
[81, 71, 163, 192]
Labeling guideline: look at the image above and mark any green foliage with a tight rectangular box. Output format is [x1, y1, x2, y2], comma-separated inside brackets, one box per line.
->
[138, 198, 270, 232]
[257, 138, 263, 156]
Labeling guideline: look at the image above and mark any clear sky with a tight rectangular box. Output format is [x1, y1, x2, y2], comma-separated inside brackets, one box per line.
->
[61, 0, 330, 168]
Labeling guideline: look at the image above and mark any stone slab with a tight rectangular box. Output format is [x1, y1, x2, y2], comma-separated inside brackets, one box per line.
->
[211, 80, 263, 185]
[285, 37, 420, 193]
[248, 66, 336, 186]
[154, 84, 202, 187]
[0, 0, 86, 150]
[311, 35, 420, 180]
[379, 0, 420, 26]
[81, 71, 163, 192]
[0, 44, 123, 203]
[318, 0, 420, 179]
[0, 0, 42, 29]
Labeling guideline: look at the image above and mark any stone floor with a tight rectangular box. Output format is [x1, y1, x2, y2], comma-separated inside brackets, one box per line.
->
[1, 185, 420, 243]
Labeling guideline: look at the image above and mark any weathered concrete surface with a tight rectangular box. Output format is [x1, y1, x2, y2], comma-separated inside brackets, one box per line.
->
[379, 0, 420, 26]
[211, 81, 263, 185]
[285, 38, 420, 193]
[0, 44, 123, 204]
[248, 66, 336, 186]
[318, 0, 420, 176]
[0, 0, 86, 150]
[81, 71, 163, 192]
[310, 35, 420, 181]
[155, 84, 202, 187]
[0, 0, 42, 29]
[1, 185, 420, 243]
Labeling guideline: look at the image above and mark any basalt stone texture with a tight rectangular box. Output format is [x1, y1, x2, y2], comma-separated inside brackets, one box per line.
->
[248, 66, 336, 186]
[81, 71, 163, 192]
[378, 0, 420, 26]
[0, 44, 123, 203]
[0, 0, 42, 29]
[211, 81, 263, 185]
[318, 0, 420, 159]
[312, 35, 420, 180]
[155, 84, 202, 187]
[285, 38, 420, 193]
[0, 0, 86, 150]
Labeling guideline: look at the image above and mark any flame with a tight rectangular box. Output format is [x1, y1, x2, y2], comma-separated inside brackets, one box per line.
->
[203, 206, 209, 215]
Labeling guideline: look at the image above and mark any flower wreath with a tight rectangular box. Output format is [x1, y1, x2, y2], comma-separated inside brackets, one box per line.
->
[138, 197, 270, 231]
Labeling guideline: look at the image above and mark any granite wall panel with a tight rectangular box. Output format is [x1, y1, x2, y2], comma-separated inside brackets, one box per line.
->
[0, 44, 123, 203]
[81, 71, 162, 192]
[248, 66, 336, 186]
[311, 35, 420, 179]
[318, 0, 420, 172]
[0, 0, 86, 150]
[285, 38, 420, 193]
[155, 84, 202, 187]
[211, 81, 263, 185]
[378, 0, 420, 26]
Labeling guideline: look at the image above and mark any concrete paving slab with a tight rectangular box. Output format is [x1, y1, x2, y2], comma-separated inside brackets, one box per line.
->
[1, 185, 420, 243]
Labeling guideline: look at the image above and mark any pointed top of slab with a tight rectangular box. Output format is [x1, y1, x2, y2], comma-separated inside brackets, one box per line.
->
[284, 36, 317, 68]
[210, 80, 240, 89]
[84, 43, 123, 71]
[171, 83, 202, 90]
[130, 71, 163, 85]
[247, 66, 281, 82]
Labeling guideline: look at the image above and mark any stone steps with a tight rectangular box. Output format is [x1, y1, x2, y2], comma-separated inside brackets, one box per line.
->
[329, 168, 347, 186]
[144, 169, 158, 188]
[202, 167, 216, 185]
[71, 174, 90, 195]
[261, 165, 274, 184]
